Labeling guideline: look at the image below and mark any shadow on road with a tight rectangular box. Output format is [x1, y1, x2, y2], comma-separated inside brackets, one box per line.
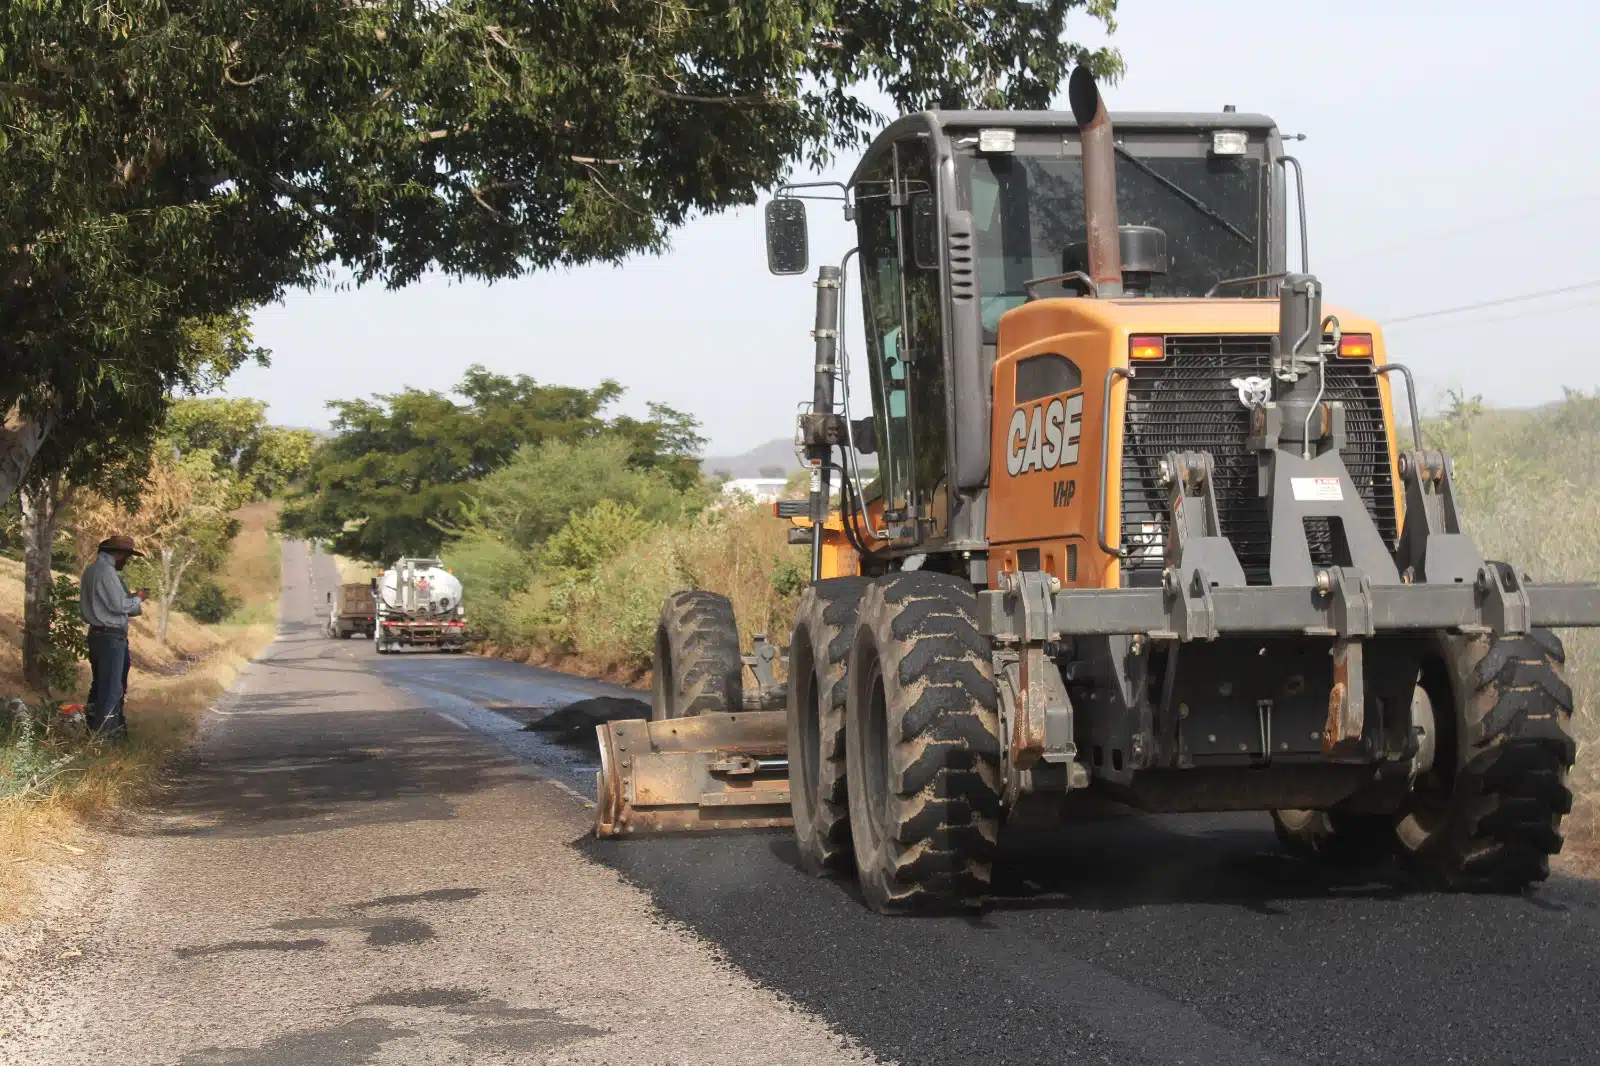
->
[150, 706, 514, 840]
[986, 818, 1418, 916]
[760, 813, 1491, 916]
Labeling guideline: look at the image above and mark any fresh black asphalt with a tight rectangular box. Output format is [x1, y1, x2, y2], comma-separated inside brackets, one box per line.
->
[372, 645, 1600, 1066]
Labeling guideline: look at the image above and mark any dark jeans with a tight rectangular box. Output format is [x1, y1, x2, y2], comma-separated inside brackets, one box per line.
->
[87, 628, 131, 738]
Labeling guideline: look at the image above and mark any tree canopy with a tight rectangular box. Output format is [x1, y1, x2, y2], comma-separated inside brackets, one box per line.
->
[282, 366, 706, 563]
[163, 397, 317, 500]
[0, 0, 1120, 502]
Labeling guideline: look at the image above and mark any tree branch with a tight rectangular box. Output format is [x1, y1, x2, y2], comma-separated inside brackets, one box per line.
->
[643, 83, 781, 106]
[222, 68, 268, 88]
[0, 81, 63, 108]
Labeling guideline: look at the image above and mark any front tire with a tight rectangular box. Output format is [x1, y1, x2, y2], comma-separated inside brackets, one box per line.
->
[787, 577, 871, 876]
[844, 572, 1002, 914]
[1397, 627, 1575, 891]
[652, 591, 743, 720]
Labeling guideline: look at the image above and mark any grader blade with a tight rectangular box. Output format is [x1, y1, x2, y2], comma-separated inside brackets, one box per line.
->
[593, 711, 792, 838]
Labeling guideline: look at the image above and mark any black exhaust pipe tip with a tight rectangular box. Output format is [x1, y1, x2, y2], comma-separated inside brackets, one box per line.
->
[1069, 66, 1101, 127]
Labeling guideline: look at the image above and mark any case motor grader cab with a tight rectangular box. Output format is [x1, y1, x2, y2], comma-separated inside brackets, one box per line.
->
[594, 68, 1600, 913]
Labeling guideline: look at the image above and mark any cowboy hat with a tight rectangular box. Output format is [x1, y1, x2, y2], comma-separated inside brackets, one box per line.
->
[98, 535, 145, 557]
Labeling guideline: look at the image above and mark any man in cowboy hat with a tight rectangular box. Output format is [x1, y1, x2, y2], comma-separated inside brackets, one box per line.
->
[79, 535, 150, 740]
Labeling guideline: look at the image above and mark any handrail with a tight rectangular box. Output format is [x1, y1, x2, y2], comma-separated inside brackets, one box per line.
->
[1098, 366, 1133, 559]
[1022, 271, 1098, 301]
[1375, 363, 1424, 451]
[1205, 272, 1288, 298]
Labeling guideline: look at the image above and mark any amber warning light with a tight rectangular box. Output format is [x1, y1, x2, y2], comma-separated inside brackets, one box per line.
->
[1129, 335, 1163, 360]
[1339, 333, 1374, 358]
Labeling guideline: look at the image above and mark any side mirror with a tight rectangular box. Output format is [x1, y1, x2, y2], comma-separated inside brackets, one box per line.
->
[764, 197, 809, 275]
[910, 192, 939, 272]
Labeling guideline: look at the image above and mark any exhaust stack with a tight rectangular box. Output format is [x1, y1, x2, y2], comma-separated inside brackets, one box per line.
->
[1069, 67, 1123, 297]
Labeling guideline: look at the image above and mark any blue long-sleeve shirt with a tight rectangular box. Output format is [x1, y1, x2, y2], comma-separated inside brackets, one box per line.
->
[80, 552, 143, 630]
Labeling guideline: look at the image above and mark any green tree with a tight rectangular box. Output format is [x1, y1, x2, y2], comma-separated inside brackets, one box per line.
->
[283, 367, 701, 562]
[163, 397, 316, 499]
[1, 0, 1120, 503]
[463, 437, 706, 552]
[76, 449, 237, 642]
[14, 317, 259, 687]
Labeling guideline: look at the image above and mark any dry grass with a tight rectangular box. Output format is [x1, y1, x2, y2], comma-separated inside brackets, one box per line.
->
[1428, 396, 1600, 873]
[334, 554, 380, 584]
[217, 500, 283, 624]
[0, 507, 281, 921]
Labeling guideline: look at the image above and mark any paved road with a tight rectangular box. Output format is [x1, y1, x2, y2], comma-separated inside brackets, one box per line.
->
[374, 575, 1600, 1065]
[12, 540, 1600, 1064]
[4, 542, 873, 1065]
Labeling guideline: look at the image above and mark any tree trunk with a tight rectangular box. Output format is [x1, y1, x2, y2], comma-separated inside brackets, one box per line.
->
[19, 474, 69, 692]
[158, 546, 176, 643]
[1, 402, 57, 507]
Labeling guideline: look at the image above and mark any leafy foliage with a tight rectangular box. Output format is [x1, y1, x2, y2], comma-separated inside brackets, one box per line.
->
[34, 575, 89, 699]
[1, 699, 84, 801]
[176, 578, 239, 625]
[1, 0, 1118, 500]
[284, 368, 705, 562]
[163, 397, 316, 501]
[467, 437, 706, 552]
[75, 449, 239, 641]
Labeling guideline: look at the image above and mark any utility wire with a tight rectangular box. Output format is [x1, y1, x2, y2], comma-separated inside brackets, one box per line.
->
[1387, 296, 1600, 333]
[1319, 193, 1600, 266]
[1386, 279, 1600, 324]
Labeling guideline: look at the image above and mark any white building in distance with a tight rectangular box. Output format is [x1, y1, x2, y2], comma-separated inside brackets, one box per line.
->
[720, 477, 791, 503]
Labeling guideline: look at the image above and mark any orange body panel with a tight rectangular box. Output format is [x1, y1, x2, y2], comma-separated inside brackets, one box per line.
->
[780, 506, 863, 579]
[983, 297, 1402, 591]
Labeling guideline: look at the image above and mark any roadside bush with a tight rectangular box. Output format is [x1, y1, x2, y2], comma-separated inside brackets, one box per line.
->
[37, 575, 89, 699]
[552, 502, 809, 677]
[466, 437, 704, 551]
[177, 578, 240, 624]
[1, 699, 85, 800]
[445, 530, 533, 645]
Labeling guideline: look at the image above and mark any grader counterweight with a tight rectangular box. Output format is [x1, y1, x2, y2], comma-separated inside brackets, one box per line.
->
[594, 68, 1600, 914]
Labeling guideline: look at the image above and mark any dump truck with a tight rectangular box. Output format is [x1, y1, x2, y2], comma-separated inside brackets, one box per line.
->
[374, 558, 468, 653]
[595, 68, 1600, 914]
[326, 582, 377, 639]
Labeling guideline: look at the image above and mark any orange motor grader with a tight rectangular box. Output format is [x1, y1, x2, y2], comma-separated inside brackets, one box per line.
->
[593, 69, 1600, 914]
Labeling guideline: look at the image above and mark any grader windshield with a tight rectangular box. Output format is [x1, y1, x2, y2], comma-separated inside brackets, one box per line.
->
[963, 145, 1268, 330]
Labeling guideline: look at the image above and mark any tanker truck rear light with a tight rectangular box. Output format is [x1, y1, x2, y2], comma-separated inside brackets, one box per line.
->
[1338, 333, 1374, 357]
[1130, 335, 1164, 359]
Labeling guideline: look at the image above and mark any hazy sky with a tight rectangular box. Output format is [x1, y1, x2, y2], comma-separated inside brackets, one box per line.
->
[225, 0, 1600, 455]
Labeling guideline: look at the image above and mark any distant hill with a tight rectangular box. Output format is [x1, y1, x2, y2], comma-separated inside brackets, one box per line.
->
[700, 438, 801, 479]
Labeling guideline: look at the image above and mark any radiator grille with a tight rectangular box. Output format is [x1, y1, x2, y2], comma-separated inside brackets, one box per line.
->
[1118, 336, 1398, 585]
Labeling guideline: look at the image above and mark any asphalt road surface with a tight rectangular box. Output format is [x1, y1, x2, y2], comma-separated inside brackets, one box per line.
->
[10, 539, 1600, 1064]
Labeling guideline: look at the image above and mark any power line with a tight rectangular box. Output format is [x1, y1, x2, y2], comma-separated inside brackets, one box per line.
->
[1319, 193, 1600, 266]
[1386, 296, 1600, 333]
[1386, 280, 1600, 324]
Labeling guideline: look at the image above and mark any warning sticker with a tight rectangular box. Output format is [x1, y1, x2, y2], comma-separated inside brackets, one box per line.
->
[1291, 477, 1344, 502]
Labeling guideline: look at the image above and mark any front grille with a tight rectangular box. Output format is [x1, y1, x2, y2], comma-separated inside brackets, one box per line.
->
[1118, 335, 1398, 585]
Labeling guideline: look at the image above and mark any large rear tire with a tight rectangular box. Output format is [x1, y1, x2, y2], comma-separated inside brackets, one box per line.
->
[652, 590, 743, 720]
[787, 577, 871, 876]
[1397, 627, 1574, 891]
[844, 572, 1002, 914]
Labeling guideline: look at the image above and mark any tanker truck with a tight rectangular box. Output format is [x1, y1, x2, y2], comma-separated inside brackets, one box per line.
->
[373, 558, 468, 654]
